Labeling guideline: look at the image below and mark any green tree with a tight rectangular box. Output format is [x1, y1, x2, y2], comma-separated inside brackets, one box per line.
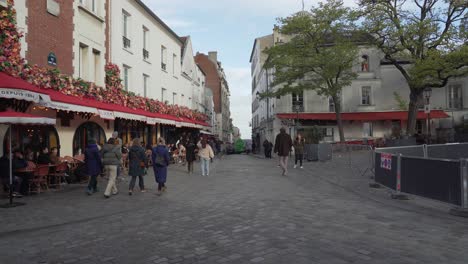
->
[359, 0, 467, 135]
[261, 0, 361, 142]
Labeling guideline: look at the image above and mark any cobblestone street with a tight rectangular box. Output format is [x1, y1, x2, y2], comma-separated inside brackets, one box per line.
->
[1, 154, 468, 264]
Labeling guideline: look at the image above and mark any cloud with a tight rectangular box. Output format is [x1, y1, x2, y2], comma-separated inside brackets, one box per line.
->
[225, 67, 252, 138]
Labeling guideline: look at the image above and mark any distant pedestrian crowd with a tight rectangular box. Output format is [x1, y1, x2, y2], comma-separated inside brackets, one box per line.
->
[83, 132, 218, 198]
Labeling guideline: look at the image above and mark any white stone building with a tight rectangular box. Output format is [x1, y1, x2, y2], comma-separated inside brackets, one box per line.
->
[108, 0, 186, 107]
[251, 29, 468, 145]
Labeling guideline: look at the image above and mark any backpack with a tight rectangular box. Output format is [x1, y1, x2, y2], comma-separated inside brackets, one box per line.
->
[155, 153, 165, 167]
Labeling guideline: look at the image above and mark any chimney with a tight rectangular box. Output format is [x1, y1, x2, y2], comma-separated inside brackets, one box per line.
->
[208, 51, 218, 63]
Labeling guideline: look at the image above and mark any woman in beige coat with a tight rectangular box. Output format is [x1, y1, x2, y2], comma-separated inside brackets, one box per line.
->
[198, 140, 214, 176]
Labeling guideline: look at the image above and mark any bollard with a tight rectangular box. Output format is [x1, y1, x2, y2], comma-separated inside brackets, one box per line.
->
[449, 159, 468, 217]
[391, 154, 409, 200]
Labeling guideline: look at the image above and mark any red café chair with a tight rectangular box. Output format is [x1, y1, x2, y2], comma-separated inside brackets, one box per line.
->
[49, 162, 68, 190]
[29, 165, 49, 194]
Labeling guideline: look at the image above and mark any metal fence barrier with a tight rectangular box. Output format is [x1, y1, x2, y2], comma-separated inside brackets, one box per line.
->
[374, 143, 468, 216]
[400, 156, 462, 206]
[374, 152, 397, 190]
[426, 143, 468, 160]
[375, 145, 425, 157]
[333, 144, 374, 177]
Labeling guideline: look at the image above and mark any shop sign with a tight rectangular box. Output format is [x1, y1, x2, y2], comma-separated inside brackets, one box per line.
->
[47, 52, 57, 66]
[98, 109, 115, 120]
[114, 111, 146, 122]
[380, 153, 392, 171]
[0, 88, 44, 103]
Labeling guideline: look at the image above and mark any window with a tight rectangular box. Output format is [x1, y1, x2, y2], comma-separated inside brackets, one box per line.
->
[161, 46, 167, 70]
[361, 86, 371, 105]
[329, 97, 335, 112]
[143, 27, 149, 60]
[292, 92, 304, 112]
[79, 43, 89, 80]
[93, 49, 101, 84]
[161, 88, 166, 103]
[172, 54, 177, 74]
[361, 55, 369, 72]
[363, 122, 373, 137]
[172, 92, 177, 105]
[143, 74, 149, 98]
[91, 0, 96, 13]
[448, 84, 463, 109]
[123, 65, 130, 91]
[122, 10, 131, 49]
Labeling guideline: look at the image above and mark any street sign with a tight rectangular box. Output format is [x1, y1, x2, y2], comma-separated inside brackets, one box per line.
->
[424, 104, 431, 114]
[380, 153, 392, 171]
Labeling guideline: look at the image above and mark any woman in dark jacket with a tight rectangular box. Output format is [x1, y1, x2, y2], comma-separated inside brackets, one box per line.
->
[128, 138, 147, 195]
[293, 134, 305, 169]
[152, 137, 170, 196]
[185, 138, 197, 174]
[84, 139, 102, 195]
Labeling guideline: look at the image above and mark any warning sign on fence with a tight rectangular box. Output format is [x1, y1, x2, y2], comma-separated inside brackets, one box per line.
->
[380, 153, 392, 171]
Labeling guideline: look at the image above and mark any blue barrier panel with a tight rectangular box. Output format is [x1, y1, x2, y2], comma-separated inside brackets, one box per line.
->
[400, 157, 462, 206]
[374, 152, 397, 190]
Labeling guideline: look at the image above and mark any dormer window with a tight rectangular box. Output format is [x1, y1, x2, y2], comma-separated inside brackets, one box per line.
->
[361, 55, 369, 72]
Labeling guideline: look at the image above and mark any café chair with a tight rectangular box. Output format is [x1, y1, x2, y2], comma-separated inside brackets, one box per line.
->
[29, 165, 49, 194]
[49, 162, 68, 190]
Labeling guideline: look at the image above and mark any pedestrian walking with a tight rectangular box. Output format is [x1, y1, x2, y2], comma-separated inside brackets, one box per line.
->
[185, 138, 197, 174]
[198, 139, 214, 176]
[263, 140, 270, 158]
[268, 141, 273, 158]
[112, 131, 124, 180]
[293, 134, 305, 169]
[128, 138, 147, 195]
[102, 138, 122, 198]
[84, 138, 102, 195]
[152, 137, 170, 196]
[274, 127, 293, 176]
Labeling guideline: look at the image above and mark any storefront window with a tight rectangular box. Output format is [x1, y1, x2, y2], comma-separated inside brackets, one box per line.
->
[73, 122, 106, 155]
[3, 125, 60, 159]
[114, 119, 152, 146]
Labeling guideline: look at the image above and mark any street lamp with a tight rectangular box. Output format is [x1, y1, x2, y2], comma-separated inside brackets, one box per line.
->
[423, 88, 432, 144]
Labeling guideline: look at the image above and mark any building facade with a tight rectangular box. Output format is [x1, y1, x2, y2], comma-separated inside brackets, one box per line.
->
[251, 28, 468, 147]
[195, 52, 232, 141]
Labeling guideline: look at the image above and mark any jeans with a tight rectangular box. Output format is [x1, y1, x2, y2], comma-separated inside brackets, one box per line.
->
[104, 165, 118, 196]
[279, 156, 289, 175]
[201, 158, 210, 176]
[129, 175, 144, 191]
[295, 154, 303, 166]
[87, 174, 98, 192]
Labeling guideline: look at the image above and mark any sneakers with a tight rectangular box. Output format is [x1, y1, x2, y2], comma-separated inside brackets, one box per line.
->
[294, 165, 297, 169]
[128, 191, 133, 196]
[162, 186, 167, 192]
[140, 189, 147, 193]
[300, 166, 303, 169]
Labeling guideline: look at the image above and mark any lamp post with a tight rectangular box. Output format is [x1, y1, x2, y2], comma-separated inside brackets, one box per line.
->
[423, 88, 432, 144]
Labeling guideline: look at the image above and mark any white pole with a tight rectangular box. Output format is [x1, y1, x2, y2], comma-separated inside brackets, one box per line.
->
[9, 124, 12, 186]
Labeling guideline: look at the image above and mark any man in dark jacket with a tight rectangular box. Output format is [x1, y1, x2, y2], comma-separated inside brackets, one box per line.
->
[84, 139, 102, 195]
[274, 128, 293, 176]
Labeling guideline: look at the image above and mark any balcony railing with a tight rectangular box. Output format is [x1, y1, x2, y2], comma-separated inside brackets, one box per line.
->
[161, 62, 167, 71]
[123, 36, 131, 49]
[143, 49, 149, 60]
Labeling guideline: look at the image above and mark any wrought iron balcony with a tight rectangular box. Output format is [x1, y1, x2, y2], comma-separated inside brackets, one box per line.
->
[143, 49, 149, 60]
[123, 36, 131, 49]
[161, 62, 167, 71]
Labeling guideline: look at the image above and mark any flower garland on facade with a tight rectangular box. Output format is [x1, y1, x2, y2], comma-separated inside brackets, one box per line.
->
[0, 0, 208, 122]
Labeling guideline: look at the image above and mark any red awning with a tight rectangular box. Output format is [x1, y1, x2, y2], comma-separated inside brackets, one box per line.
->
[276, 111, 449, 121]
[0, 72, 209, 127]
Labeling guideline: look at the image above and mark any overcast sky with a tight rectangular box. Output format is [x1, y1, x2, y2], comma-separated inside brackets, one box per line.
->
[142, 0, 355, 138]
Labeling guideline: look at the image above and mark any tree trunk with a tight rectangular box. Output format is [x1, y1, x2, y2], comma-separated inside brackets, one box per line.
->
[333, 97, 346, 143]
[406, 89, 422, 136]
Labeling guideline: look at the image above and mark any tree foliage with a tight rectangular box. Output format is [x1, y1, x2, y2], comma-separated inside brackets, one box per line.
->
[359, 0, 467, 135]
[262, 0, 361, 142]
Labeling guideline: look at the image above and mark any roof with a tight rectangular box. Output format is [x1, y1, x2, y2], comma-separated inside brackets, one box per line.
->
[249, 34, 274, 63]
[276, 111, 449, 121]
[134, 0, 183, 45]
